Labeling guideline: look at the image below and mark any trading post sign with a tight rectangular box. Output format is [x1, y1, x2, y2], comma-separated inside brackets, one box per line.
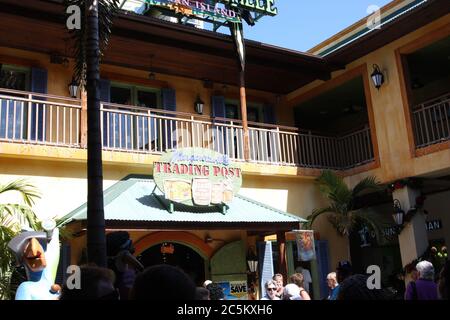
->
[153, 148, 242, 206]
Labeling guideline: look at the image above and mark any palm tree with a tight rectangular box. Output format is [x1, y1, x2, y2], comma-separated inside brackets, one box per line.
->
[305, 170, 384, 243]
[0, 180, 40, 300]
[65, 0, 119, 267]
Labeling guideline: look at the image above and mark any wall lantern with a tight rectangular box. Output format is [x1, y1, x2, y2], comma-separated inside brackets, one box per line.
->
[194, 95, 204, 115]
[247, 248, 258, 273]
[371, 64, 385, 90]
[392, 199, 405, 227]
[68, 78, 79, 98]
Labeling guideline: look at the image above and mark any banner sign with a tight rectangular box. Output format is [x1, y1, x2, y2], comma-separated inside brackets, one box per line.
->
[153, 148, 242, 206]
[295, 230, 316, 261]
[218, 281, 248, 300]
[145, 0, 277, 24]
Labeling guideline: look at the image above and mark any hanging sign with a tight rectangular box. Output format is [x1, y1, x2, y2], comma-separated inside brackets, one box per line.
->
[295, 230, 316, 261]
[145, 0, 278, 24]
[153, 148, 242, 206]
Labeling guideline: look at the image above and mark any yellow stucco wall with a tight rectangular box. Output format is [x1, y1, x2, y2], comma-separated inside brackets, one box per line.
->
[286, 14, 450, 186]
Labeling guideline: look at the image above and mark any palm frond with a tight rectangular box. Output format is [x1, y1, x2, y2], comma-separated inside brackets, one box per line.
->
[316, 170, 352, 206]
[0, 204, 39, 232]
[0, 179, 41, 207]
[64, 0, 120, 87]
[305, 207, 334, 229]
[351, 175, 382, 198]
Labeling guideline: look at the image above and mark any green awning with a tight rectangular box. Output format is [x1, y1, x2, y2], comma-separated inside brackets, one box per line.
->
[60, 175, 305, 231]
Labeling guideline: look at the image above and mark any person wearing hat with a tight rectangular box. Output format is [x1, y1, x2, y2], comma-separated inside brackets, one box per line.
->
[8, 224, 60, 300]
[106, 231, 144, 300]
[336, 260, 353, 284]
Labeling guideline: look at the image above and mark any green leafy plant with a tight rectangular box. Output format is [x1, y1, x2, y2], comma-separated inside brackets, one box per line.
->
[304, 170, 384, 241]
[0, 180, 40, 300]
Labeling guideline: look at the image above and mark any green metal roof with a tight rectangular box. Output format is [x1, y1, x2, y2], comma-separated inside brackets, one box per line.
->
[60, 175, 305, 227]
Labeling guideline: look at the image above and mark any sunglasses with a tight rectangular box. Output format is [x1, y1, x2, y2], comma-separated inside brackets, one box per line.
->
[267, 288, 277, 291]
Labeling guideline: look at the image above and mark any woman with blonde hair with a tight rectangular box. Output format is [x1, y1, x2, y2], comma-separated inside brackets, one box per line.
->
[289, 273, 311, 300]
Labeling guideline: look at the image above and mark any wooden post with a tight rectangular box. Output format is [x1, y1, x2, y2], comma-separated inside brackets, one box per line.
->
[277, 231, 287, 282]
[240, 70, 250, 161]
[80, 88, 88, 148]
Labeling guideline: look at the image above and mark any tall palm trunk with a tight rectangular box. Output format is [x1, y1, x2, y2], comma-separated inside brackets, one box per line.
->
[86, 0, 106, 267]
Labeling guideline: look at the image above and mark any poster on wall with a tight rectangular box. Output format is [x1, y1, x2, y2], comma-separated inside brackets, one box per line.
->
[296, 230, 316, 261]
[217, 281, 248, 300]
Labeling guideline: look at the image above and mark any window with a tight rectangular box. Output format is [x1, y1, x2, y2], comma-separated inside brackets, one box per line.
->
[105, 82, 160, 150]
[0, 65, 30, 140]
[225, 100, 263, 122]
[0, 65, 30, 91]
[110, 82, 160, 108]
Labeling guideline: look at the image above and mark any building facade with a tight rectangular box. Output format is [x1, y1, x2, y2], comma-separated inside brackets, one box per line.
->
[0, 0, 449, 299]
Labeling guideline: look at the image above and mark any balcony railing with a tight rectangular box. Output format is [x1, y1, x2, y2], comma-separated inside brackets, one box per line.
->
[0, 89, 375, 170]
[412, 93, 450, 149]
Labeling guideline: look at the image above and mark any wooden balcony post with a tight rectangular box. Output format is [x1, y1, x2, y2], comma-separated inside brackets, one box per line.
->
[240, 71, 250, 161]
[80, 88, 88, 148]
[276, 231, 287, 283]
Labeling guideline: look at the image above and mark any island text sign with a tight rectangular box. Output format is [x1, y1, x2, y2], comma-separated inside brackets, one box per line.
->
[145, 0, 277, 24]
[153, 148, 242, 206]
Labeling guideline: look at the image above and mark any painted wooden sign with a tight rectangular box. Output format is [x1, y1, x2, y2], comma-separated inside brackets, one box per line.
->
[153, 148, 242, 206]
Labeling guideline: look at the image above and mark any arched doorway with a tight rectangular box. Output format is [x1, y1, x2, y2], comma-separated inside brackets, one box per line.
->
[137, 242, 206, 286]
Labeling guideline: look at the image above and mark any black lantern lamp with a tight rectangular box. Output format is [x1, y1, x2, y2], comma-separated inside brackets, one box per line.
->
[68, 78, 79, 98]
[247, 247, 258, 274]
[392, 199, 405, 227]
[194, 95, 204, 115]
[371, 64, 385, 90]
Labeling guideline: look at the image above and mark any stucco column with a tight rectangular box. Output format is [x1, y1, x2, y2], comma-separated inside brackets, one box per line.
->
[393, 186, 428, 267]
[80, 88, 88, 148]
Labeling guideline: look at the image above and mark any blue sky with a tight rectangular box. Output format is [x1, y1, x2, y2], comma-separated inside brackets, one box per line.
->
[242, 0, 392, 52]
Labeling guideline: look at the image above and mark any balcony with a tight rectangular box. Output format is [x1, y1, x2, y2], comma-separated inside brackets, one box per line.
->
[412, 93, 450, 149]
[0, 89, 375, 170]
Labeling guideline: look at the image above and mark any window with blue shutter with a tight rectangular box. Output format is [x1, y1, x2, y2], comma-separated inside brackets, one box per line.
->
[161, 88, 177, 151]
[0, 65, 29, 140]
[30, 67, 47, 141]
[212, 96, 227, 155]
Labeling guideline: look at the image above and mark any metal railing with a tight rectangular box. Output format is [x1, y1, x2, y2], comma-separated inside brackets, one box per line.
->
[0, 88, 81, 147]
[412, 93, 450, 149]
[0, 89, 375, 169]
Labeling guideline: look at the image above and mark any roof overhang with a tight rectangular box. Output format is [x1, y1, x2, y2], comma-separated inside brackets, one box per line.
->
[0, 0, 333, 94]
[61, 175, 305, 232]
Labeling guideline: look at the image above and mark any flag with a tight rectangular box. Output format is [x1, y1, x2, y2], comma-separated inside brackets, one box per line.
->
[229, 20, 246, 72]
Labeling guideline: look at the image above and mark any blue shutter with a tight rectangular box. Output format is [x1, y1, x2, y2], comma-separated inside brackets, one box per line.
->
[211, 96, 225, 118]
[211, 96, 227, 154]
[55, 243, 71, 286]
[161, 88, 176, 150]
[257, 241, 274, 299]
[30, 67, 47, 141]
[316, 240, 330, 299]
[99, 79, 112, 147]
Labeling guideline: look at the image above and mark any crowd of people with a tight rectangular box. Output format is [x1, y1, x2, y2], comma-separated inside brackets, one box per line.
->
[55, 232, 450, 301]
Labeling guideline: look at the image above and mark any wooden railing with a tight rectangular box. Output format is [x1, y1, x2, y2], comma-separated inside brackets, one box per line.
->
[0, 89, 375, 169]
[412, 93, 450, 149]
